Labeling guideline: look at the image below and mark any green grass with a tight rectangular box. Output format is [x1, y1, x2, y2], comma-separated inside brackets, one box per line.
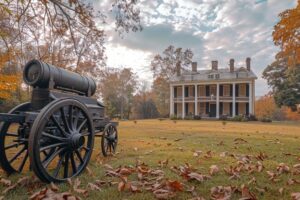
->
[1, 120, 300, 199]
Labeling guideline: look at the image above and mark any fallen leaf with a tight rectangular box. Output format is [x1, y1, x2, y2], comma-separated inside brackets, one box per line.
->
[209, 165, 219, 176]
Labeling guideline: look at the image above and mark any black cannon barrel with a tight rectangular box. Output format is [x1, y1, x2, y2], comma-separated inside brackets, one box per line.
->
[23, 60, 96, 96]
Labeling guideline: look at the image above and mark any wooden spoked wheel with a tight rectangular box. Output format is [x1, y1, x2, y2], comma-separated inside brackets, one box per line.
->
[101, 123, 118, 157]
[28, 98, 94, 183]
[0, 102, 31, 174]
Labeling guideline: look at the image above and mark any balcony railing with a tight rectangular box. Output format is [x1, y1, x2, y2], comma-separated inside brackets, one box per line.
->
[173, 96, 249, 102]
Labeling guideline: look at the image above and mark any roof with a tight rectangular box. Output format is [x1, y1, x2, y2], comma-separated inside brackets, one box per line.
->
[170, 67, 257, 83]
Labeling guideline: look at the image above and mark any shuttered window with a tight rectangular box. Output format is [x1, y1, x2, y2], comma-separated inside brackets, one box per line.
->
[223, 85, 230, 96]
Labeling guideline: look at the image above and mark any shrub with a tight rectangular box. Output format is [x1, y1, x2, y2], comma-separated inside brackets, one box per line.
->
[170, 114, 177, 120]
[230, 115, 243, 122]
[194, 115, 201, 120]
[260, 117, 272, 123]
[219, 115, 228, 120]
[247, 114, 257, 121]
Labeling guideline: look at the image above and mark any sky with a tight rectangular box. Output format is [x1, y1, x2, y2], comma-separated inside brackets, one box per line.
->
[97, 0, 297, 96]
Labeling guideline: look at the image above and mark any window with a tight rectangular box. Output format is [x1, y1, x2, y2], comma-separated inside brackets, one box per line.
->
[199, 103, 205, 114]
[210, 85, 216, 96]
[199, 85, 205, 96]
[223, 85, 230, 96]
[215, 74, 220, 79]
[239, 84, 246, 97]
[223, 103, 230, 115]
[208, 74, 214, 79]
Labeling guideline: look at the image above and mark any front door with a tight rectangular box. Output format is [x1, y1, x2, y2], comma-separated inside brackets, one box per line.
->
[209, 103, 216, 117]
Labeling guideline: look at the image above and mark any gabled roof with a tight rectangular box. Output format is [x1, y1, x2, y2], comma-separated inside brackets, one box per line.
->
[170, 67, 257, 83]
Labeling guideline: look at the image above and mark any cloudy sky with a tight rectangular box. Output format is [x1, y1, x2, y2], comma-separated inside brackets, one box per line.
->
[98, 0, 297, 96]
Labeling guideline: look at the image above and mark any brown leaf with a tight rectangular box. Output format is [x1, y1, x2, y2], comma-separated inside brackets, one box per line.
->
[210, 186, 233, 200]
[279, 187, 284, 195]
[0, 178, 11, 186]
[291, 193, 300, 200]
[158, 159, 169, 168]
[166, 180, 183, 192]
[277, 163, 290, 174]
[209, 165, 219, 176]
[153, 189, 176, 200]
[241, 185, 257, 200]
[129, 184, 142, 193]
[87, 183, 101, 191]
[50, 182, 59, 192]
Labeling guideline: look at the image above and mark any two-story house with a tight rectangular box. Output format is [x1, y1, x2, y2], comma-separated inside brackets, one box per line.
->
[169, 58, 257, 119]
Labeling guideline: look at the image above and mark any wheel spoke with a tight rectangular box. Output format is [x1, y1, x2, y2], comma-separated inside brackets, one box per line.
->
[53, 154, 64, 178]
[73, 108, 80, 130]
[42, 132, 67, 141]
[5, 142, 23, 150]
[43, 147, 64, 168]
[60, 107, 71, 132]
[70, 153, 77, 174]
[50, 116, 68, 137]
[9, 146, 26, 163]
[77, 119, 87, 132]
[18, 150, 28, 172]
[75, 150, 84, 164]
[80, 131, 90, 137]
[64, 153, 69, 178]
[6, 133, 19, 137]
[40, 142, 65, 152]
[68, 105, 74, 130]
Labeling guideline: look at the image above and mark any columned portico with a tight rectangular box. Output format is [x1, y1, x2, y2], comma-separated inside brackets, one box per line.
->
[170, 57, 257, 119]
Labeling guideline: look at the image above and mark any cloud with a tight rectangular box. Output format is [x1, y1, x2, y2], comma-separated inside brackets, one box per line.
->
[99, 0, 298, 95]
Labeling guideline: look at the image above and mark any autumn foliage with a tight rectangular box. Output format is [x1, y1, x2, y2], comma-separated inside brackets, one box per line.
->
[273, 0, 300, 66]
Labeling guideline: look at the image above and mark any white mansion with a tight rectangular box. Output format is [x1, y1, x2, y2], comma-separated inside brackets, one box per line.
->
[169, 58, 257, 119]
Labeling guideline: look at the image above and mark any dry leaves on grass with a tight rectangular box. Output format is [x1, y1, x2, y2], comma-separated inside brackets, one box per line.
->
[2, 176, 41, 195]
[291, 193, 300, 200]
[210, 186, 237, 200]
[277, 163, 290, 174]
[171, 164, 211, 183]
[158, 159, 169, 168]
[30, 188, 81, 200]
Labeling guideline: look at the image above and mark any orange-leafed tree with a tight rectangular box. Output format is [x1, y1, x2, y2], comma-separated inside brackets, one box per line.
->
[273, 0, 300, 67]
[255, 94, 285, 120]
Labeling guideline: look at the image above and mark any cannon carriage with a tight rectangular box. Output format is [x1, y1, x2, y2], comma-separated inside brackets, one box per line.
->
[0, 60, 118, 183]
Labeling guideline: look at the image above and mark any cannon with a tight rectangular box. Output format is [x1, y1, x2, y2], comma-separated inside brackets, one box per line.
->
[0, 60, 118, 183]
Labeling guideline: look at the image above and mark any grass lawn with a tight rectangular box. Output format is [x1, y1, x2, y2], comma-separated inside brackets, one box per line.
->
[1, 119, 300, 199]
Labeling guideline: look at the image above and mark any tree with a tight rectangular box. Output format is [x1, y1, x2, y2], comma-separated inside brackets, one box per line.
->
[263, 56, 300, 111]
[132, 81, 159, 119]
[99, 68, 137, 119]
[255, 94, 286, 121]
[150, 45, 193, 116]
[273, 0, 300, 67]
[263, 1, 300, 111]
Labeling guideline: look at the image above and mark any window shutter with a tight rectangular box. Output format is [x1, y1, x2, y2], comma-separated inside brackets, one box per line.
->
[174, 104, 177, 115]
[230, 103, 233, 116]
[246, 84, 249, 97]
[235, 84, 239, 97]
[185, 86, 188, 97]
[174, 87, 177, 98]
[236, 102, 239, 115]
[220, 85, 223, 96]
[220, 102, 223, 115]
[206, 85, 210, 96]
[185, 103, 189, 115]
[192, 86, 195, 97]
[230, 84, 233, 96]
[246, 103, 249, 115]
[206, 102, 209, 114]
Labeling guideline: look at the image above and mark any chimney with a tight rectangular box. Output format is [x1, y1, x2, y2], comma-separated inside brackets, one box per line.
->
[211, 60, 218, 71]
[192, 62, 197, 72]
[176, 62, 181, 76]
[229, 58, 234, 72]
[246, 57, 251, 71]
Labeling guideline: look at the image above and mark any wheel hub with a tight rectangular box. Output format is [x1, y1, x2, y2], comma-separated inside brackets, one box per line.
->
[70, 133, 85, 149]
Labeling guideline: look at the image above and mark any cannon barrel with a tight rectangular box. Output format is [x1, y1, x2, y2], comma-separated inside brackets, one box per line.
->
[23, 60, 96, 96]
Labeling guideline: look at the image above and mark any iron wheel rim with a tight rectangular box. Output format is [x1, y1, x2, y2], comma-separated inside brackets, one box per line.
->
[29, 99, 94, 183]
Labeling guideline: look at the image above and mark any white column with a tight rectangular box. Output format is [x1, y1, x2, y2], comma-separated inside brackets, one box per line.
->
[170, 85, 174, 116]
[216, 83, 220, 119]
[195, 85, 198, 116]
[232, 83, 236, 117]
[249, 81, 253, 114]
[182, 85, 185, 119]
